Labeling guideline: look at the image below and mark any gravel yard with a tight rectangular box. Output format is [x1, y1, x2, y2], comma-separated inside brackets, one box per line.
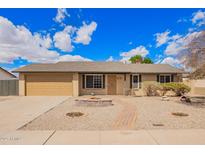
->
[133, 97, 205, 129]
[20, 96, 123, 130]
[20, 96, 205, 130]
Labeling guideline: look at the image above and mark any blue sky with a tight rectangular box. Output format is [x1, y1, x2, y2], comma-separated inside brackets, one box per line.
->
[0, 8, 205, 71]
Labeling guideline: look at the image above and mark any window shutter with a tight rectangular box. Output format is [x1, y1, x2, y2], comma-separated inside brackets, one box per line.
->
[130, 75, 132, 89]
[171, 74, 174, 82]
[103, 75, 105, 88]
[139, 74, 142, 88]
[82, 75, 85, 89]
[157, 74, 159, 82]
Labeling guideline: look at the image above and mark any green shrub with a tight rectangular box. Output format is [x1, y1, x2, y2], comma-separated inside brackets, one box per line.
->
[161, 82, 191, 96]
[143, 82, 162, 96]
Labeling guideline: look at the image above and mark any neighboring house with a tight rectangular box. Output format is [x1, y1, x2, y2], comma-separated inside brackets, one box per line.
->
[13, 62, 183, 96]
[0, 67, 16, 80]
[0, 67, 18, 96]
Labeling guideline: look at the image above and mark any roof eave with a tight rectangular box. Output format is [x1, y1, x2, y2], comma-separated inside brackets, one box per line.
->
[12, 70, 184, 74]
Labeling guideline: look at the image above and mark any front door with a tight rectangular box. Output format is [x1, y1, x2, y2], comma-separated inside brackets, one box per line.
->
[107, 74, 116, 95]
[132, 74, 139, 88]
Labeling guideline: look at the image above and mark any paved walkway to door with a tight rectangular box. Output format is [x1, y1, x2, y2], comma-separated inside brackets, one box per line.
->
[112, 98, 137, 129]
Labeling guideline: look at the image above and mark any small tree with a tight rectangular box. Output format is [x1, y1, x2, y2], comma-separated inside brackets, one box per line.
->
[142, 57, 153, 64]
[129, 55, 143, 63]
[129, 55, 153, 64]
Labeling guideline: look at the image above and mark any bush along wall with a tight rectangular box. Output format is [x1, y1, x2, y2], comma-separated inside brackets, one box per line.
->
[161, 82, 191, 96]
[143, 82, 191, 96]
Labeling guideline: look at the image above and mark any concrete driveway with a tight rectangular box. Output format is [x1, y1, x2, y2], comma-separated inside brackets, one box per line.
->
[0, 96, 69, 131]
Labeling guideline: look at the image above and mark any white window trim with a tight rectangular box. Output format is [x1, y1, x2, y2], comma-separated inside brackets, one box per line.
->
[159, 74, 171, 83]
[132, 74, 140, 89]
[84, 74, 104, 89]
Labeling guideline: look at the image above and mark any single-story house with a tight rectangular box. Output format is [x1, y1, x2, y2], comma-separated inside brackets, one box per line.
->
[13, 62, 183, 96]
[0, 67, 16, 80]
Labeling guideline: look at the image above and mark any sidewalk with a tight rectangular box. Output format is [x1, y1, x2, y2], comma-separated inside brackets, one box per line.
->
[0, 129, 205, 145]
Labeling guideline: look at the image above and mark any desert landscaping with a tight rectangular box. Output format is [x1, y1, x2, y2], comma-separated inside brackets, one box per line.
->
[19, 95, 205, 131]
[1, 95, 205, 145]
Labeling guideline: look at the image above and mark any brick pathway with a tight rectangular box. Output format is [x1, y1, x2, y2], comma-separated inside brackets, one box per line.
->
[112, 99, 137, 130]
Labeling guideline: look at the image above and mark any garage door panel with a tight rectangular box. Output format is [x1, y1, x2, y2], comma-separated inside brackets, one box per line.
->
[27, 75, 72, 82]
[26, 74, 73, 96]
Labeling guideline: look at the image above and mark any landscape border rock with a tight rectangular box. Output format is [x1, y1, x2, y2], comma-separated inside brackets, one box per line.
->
[75, 98, 113, 107]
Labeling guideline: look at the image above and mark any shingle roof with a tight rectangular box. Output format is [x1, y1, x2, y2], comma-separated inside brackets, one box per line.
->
[0, 67, 16, 78]
[12, 62, 184, 74]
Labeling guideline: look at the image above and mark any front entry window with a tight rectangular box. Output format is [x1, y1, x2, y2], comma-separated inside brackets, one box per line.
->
[85, 74, 103, 88]
[132, 74, 139, 88]
[160, 75, 171, 83]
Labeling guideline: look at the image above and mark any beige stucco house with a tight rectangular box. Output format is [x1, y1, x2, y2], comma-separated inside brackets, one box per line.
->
[13, 62, 183, 96]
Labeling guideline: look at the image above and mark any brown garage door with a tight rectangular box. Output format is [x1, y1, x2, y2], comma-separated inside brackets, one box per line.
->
[25, 73, 73, 96]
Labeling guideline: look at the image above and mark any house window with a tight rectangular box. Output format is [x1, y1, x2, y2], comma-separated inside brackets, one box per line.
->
[132, 74, 139, 88]
[159, 74, 171, 83]
[85, 74, 103, 88]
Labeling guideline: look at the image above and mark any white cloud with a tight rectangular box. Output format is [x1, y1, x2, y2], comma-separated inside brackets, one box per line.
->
[120, 46, 149, 57]
[177, 18, 188, 23]
[164, 42, 182, 55]
[53, 8, 70, 24]
[192, 10, 205, 26]
[53, 26, 75, 52]
[0, 16, 91, 64]
[120, 46, 149, 62]
[154, 54, 163, 64]
[58, 54, 92, 62]
[155, 30, 171, 47]
[188, 28, 195, 32]
[162, 31, 205, 70]
[128, 41, 133, 45]
[160, 57, 180, 66]
[0, 16, 59, 63]
[53, 21, 97, 51]
[106, 56, 114, 62]
[171, 34, 182, 40]
[164, 31, 202, 55]
[53, 31, 73, 52]
[75, 21, 97, 45]
[33, 33, 52, 48]
[157, 10, 205, 68]
[155, 30, 182, 48]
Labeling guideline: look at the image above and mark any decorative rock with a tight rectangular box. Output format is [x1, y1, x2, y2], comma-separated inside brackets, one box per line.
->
[180, 96, 205, 104]
[156, 90, 163, 96]
[161, 96, 170, 101]
[91, 92, 95, 96]
[152, 123, 164, 126]
[75, 98, 113, 107]
[180, 96, 190, 103]
[165, 90, 176, 97]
